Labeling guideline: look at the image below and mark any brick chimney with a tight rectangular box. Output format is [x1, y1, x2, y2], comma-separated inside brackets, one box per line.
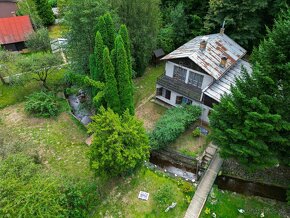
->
[220, 56, 228, 68]
[199, 40, 207, 51]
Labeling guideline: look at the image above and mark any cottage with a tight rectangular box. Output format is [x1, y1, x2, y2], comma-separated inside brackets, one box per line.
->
[156, 28, 252, 123]
[0, 0, 17, 18]
[0, 15, 34, 51]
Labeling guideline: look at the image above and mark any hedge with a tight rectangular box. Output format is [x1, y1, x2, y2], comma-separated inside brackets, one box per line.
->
[149, 105, 201, 149]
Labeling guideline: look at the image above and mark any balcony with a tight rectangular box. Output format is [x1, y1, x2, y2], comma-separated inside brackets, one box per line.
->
[157, 74, 202, 101]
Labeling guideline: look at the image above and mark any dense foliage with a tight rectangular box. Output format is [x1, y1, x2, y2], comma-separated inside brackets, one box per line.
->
[150, 105, 201, 149]
[0, 154, 92, 217]
[110, 0, 161, 76]
[25, 92, 59, 118]
[25, 28, 51, 52]
[64, 0, 112, 74]
[88, 107, 150, 177]
[210, 9, 290, 169]
[17, 0, 43, 28]
[34, 0, 55, 26]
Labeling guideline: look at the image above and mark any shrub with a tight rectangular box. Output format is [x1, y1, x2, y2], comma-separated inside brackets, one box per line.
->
[25, 91, 59, 118]
[25, 28, 51, 52]
[192, 127, 201, 137]
[153, 184, 175, 209]
[179, 181, 194, 194]
[149, 105, 201, 149]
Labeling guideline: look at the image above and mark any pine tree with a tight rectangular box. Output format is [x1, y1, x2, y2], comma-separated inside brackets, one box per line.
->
[114, 35, 134, 115]
[103, 47, 121, 114]
[34, 0, 55, 26]
[210, 9, 290, 169]
[103, 13, 116, 50]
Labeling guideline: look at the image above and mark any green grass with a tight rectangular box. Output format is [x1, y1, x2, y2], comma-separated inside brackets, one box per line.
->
[200, 186, 288, 218]
[0, 68, 66, 109]
[134, 64, 164, 106]
[48, 24, 67, 39]
[94, 168, 194, 218]
[169, 123, 210, 158]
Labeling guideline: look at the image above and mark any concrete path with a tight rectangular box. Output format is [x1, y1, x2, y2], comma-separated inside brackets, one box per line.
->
[184, 146, 223, 218]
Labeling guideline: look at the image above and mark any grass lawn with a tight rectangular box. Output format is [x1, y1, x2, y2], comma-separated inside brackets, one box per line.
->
[0, 68, 66, 109]
[94, 168, 194, 218]
[169, 123, 210, 158]
[0, 103, 91, 179]
[200, 186, 289, 218]
[48, 24, 67, 39]
[136, 100, 167, 130]
[134, 64, 164, 106]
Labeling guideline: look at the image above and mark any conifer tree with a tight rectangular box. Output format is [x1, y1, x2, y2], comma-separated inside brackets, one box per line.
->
[119, 24, 133, 78]
[34, 0, 55, 26]
[103, 47, 121, 114]
[89, 54, 97, 96]
[210, 9, 290, 169]
[114, 35, 134, 115]
[103, 13, 116, 50]
[93, 31, 105, 83]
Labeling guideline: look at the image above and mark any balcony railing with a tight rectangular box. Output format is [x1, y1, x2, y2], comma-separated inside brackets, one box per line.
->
[157, 74, 202, 101]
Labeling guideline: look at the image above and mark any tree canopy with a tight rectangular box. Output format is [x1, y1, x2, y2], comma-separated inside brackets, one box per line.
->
[88, 107, 150, 177]
[210, 9, 290, 169]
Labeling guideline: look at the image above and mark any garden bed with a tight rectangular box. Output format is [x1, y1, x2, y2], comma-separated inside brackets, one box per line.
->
[168, 122, 210, 158]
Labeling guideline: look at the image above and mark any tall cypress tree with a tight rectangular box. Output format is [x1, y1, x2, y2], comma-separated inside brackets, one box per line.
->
[114, 35, 134, 115]
[103, 47, 121, 114]
[103, 13, 116, 50]
[119, 24, 133, 78]
[34, 0, 55, 26]
[93, 31, 105, 83]
[89, 54, 97, 96]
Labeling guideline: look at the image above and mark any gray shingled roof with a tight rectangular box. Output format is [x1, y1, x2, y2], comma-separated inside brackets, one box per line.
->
[162, 33, 247, 80]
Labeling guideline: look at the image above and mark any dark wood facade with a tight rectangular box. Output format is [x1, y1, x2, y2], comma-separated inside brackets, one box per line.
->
[0, 1, 17, 18]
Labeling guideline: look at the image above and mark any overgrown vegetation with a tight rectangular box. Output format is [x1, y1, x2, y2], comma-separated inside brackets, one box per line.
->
[150, 105, 201, 149]
[25, 92, 59, 118]
[25, 28, 51, 52]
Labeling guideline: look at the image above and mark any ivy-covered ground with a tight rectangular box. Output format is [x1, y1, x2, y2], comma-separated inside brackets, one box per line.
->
[200, 186, 289, 218]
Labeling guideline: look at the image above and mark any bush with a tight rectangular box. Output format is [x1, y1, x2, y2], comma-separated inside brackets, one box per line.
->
[25, 91, 59, 118]
[192, 128, 201, 137]
[149, 105, 201, 149]
[25, 28, 51, 52]
[153, 184, 175, 209]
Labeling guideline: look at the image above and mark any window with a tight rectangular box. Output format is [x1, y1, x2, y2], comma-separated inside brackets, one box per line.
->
[188, 71, 204, 88]
[156, 87, 163, 96]
[182, 97, 192, 105]
[176, 96, 183, 104]
[173, 66, 187, 82]
[165, 90, 171, 100]
[176, 96, 192, 105]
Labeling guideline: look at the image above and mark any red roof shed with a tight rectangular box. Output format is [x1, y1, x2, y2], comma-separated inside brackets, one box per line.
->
[0, 15, 34, 45]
